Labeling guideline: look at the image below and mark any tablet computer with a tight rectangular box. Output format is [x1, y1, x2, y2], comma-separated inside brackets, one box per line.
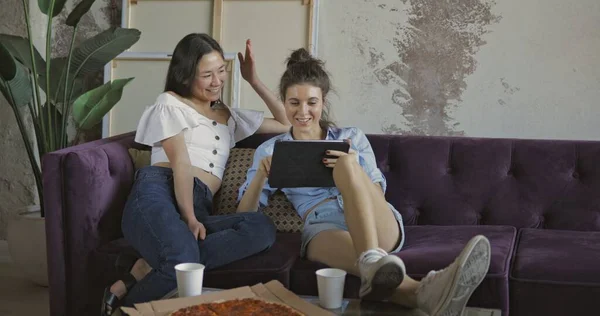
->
[268, 140, 351, 188]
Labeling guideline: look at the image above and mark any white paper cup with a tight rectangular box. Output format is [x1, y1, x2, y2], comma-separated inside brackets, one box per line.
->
[175, 263, 205, 297]
[316, 268, 347, 309]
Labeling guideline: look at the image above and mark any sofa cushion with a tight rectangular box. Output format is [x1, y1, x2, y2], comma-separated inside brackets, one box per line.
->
[92, 235, 297, 290]
[212, 148, 303, 233]
[125, 146, 303, 232]
[261, 192, 304, 233]
[128, 148, 151, 170]
[382, 137, 600, 231]
[202, 233, 298, 289]
[398, 225, 515, 276]
[212, 148, 255, 214]
[509, 228, 600, 316]
[512, 228, 600, 283]
[289, 225, 515, 314]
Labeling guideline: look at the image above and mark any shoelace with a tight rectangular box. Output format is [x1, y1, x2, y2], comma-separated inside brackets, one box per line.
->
[357, 248, 387, 267]
[357, 249, 387, 287]
[416, 269, 443, 296]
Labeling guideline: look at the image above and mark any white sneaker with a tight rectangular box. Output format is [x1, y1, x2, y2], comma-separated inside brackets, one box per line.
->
[358, 248, 406, 301]
[416, 235, 491, 316]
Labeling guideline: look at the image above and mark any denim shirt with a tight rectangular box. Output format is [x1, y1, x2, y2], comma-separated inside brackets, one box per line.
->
[237, 127, 387, 219]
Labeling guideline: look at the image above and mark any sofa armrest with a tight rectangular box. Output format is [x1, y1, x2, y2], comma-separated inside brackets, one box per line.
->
[43, 132, 138, 316]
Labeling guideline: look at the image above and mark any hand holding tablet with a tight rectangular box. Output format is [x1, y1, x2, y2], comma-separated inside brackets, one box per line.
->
[268, 140, 351, 188]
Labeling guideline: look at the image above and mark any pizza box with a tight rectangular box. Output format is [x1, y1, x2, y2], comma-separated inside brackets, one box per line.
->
[120, 280, 335, 316]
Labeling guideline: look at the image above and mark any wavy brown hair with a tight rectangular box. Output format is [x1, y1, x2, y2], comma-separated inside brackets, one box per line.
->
[279, 48, 335, 129]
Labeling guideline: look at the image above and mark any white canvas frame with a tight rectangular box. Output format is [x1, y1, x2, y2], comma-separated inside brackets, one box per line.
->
[102, 52, 240, 138]
[102, 0, 319, 138]
[310, 0, 320, 55]
[211, 0, 319, 55]
[121, 0, 319, 55]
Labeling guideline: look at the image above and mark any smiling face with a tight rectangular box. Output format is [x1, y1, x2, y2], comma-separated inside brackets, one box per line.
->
[284, 83, 324, 137]
[190, 51, 227, 103]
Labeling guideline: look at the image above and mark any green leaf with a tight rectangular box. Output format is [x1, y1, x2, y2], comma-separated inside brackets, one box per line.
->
[0, 34, 46, 73]
[0, 42, 16, 79]
[70, 27, 140, 78]
[38, 0, 68, 17]
[0, 76, 8, 102]
[38, 57, 85, 105]
[66, 0, 97, 27]
[72, 77, 134, 129]
[0, 43, 33, 107]
[41, 101, 64, 140]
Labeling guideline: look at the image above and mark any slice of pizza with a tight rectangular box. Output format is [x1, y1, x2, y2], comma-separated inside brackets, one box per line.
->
[168, 304, 219, 316]
[169, 298, 305, 316]
[206, 298, 305, 316]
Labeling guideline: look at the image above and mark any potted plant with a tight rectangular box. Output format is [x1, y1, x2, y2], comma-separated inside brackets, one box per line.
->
[0, 0, 140, 286]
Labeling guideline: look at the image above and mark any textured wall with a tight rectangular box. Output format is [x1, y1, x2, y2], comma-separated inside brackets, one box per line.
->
[318, 0, 600, 140]
[0, 0, 112, 239]
[0, 0, 37, 240]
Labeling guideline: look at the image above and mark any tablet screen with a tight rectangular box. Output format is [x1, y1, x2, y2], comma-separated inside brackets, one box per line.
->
[268, 140, 350, 188]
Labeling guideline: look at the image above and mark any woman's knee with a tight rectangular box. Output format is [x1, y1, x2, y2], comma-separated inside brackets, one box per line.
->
[159, 239, 200, 278]
[179, 239, 201, 262]
[241, 212, 277, 249]
[332, 156, 361, 184]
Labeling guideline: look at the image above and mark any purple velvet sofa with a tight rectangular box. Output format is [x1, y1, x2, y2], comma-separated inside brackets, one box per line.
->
[43, 132, 600, 316]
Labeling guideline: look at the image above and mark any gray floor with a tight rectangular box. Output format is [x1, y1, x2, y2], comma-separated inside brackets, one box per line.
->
[0, 240, 50, 316]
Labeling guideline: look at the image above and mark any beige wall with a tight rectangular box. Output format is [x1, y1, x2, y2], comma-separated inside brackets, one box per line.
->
[2, 0, 599, 236]
[318, 0, 600, 140]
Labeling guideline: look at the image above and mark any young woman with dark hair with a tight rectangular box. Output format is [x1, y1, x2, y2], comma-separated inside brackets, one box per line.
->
[101, 33, 291, 315]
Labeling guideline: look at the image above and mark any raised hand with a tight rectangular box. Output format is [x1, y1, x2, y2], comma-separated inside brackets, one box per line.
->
[238, 39, 258, 85]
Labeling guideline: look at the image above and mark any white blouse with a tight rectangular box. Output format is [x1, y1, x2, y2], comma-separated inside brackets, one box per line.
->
[134, 92, 264, 180]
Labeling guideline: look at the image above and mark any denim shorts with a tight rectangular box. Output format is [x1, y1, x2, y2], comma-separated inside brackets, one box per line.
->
[300, 199, 406, 257]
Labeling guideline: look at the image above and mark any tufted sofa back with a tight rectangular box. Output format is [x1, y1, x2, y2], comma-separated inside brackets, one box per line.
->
[237, 134, 600, 231]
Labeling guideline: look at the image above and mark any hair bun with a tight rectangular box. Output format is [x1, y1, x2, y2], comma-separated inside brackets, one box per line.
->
[286, 48, 320, 68]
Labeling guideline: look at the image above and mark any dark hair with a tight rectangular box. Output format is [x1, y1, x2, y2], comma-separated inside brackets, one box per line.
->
[279, 48, 335, 129]
[164, 33, 224, 98]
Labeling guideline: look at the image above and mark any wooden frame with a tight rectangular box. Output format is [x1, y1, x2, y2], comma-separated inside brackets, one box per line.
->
[212, 0, 318, 54]
[102, 52, 240, 138]
[120, 0, 213, 52]
[101, 0, 319, 137]
[121, 0, 319, 55]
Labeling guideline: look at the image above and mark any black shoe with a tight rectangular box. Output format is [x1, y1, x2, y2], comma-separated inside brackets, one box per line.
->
[101, 273, 137, 316]
[100, 253, 140, 316]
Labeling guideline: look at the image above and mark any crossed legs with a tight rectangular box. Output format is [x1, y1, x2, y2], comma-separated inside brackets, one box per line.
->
[305, 155, 491, 315]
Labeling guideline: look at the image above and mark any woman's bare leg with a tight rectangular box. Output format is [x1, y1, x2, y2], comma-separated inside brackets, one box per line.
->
[314, 156, 492, 314]
[306, 230, 418, 308]
[331, 155, 400, 253]
[304, 155, 405, 301]
[305, 227, 492, 313]
[389, 278, 420, 308]
[306, 230, 358, 275]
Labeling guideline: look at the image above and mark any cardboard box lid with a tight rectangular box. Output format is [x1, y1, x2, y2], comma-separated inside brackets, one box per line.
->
[121, 280, 334, 316]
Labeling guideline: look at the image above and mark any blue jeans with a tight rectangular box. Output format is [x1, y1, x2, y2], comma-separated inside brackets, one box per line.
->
[121, 166, 276, 306]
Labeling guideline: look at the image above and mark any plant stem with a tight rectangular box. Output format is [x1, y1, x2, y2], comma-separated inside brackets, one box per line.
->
[72, 129, 82, 147]
[22, 0, 47, 155]
[27, 101, 44, 160]
[46, 0, 58, 152]
[61, 24, 78, 148]
[7, 88, 44, 217]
